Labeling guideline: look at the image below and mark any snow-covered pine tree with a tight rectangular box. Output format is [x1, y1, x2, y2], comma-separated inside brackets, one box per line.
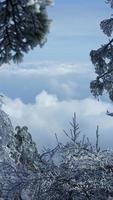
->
[0, 0, 53, 65]
[90, 0, 113, 102]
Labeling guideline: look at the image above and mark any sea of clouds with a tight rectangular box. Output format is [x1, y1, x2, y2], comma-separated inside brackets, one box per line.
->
[0, 62, 113, 150]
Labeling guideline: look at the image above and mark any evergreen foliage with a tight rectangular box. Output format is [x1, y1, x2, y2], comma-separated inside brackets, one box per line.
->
[90, 0, 113, 101]
[0, 0, 52, 65]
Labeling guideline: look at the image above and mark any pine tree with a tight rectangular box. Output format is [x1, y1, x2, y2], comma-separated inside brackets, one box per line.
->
[0, 0, 52, 65]
[90, 0, 113, 102]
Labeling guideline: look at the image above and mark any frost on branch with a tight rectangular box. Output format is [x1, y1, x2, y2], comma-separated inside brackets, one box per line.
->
[42, 114, 113, 200]
[1, 111, 113, 199]
[100, 18, 113, 37]
[90, 1, 113, 101]
[0, 0, 53, 65]
[90, 41, 113, 101]
[106, 0, 113, 8]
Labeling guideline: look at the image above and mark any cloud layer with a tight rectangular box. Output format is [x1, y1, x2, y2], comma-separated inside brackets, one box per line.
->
[0, 62, 112, 150]
[0, 62, 94, 103]
[2, 91, 113, 150]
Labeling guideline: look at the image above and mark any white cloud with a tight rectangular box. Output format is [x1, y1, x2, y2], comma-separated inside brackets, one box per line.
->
[2, 91, 113, 150]
[0, 62, 92, 77]
[0, 61, 94, 103]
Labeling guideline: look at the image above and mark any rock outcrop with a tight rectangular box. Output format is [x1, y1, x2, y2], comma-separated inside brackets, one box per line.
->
[0, 109, 40, 200]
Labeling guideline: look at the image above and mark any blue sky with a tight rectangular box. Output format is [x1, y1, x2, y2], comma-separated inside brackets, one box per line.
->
[0, 0, 111, 102]
[23, 0, 112, 63]
[1, 0, 113, 149]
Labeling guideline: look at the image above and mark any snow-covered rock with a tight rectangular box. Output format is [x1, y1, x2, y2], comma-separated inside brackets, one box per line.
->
[0, 108, 40, 199]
